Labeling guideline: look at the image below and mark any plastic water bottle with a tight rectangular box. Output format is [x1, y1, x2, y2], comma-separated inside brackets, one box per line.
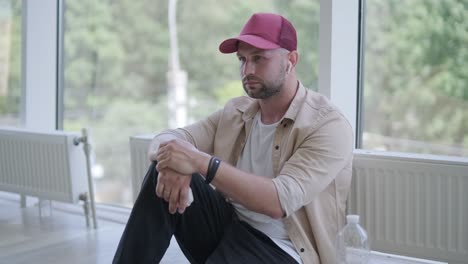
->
[336, 215, 370, 264]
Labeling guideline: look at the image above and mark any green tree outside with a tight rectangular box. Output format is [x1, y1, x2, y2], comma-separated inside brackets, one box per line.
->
[363, 0, 468, 156]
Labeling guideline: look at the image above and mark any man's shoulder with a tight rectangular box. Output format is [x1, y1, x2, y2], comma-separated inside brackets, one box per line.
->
[299, 89, 351, 128]
[303, 89, 335, 111]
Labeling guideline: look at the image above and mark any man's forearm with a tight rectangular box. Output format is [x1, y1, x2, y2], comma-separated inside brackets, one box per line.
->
[196, 154, 284, 219]
[156, 139, 285, 219]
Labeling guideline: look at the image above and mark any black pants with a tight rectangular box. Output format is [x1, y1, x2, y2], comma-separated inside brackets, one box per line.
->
[113, 163, 298, 264]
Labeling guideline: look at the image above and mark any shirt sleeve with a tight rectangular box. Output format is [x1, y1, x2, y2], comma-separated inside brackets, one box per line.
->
[155, 109, 223, 155]
[272, 112, 354, 217]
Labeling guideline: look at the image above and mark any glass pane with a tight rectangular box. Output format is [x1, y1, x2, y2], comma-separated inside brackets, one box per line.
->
[361, 0, 468, 156]
[62, 0, 319, 206]
[0, 0, 22, 127]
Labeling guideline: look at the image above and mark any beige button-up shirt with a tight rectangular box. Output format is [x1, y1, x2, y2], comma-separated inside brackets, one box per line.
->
[157, 82, 353, 263]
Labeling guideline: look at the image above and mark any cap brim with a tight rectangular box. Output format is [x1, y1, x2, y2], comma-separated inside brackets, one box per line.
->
[219, 35, 280, 54]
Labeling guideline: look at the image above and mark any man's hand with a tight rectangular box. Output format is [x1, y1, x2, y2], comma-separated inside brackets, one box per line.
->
[155, 168, 192, 214]
[156, 139, 210, 175]
[148, 134, 179, 162]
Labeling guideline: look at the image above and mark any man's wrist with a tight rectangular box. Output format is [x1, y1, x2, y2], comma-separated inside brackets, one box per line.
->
[195, 152, 211, 175]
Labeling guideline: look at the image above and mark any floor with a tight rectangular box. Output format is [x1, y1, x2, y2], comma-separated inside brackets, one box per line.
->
[0, 193, 449, 264]
[0, 194, 188, 264]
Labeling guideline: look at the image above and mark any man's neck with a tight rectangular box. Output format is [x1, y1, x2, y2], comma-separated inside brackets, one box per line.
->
[258, 79, 299, 125]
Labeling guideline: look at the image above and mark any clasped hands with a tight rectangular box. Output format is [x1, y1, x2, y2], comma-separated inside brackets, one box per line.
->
[152, 139, 206, 214]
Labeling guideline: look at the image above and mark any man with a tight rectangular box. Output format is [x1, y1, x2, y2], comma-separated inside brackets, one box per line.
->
[114, 13, 353, 264]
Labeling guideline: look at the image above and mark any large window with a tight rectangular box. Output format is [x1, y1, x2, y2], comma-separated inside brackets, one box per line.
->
[0, 0, 22, 127]
[361, 0, 468, 157]
[61, 0, 320, 206]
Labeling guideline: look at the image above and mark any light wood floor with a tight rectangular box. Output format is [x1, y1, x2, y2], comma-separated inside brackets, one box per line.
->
[0, 193, 188, 264]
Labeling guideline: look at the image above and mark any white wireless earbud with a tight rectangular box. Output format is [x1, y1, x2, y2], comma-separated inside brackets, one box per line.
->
[286, 61, 292, 74]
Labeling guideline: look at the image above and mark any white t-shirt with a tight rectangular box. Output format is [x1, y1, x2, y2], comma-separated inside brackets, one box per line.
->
[233, 112, 302, 263]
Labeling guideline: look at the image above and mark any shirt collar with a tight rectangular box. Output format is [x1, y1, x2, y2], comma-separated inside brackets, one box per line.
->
[283, 81, 306, 122]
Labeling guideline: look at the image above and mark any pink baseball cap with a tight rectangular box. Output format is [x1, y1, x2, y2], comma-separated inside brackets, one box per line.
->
[219, 13, 297, 54]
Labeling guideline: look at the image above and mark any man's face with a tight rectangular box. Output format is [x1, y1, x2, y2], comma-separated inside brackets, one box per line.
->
[236, 43, 289, 99]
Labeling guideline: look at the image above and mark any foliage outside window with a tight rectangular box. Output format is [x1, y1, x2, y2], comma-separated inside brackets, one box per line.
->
[0, 0, 21, 127]
[362, 0, 468, 157]
[62, 0, 319, 206]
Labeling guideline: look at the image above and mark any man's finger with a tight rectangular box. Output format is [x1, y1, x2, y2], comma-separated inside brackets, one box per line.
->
[156, 149, 167, 161]
[168, 189, 180, 214]
[157, 143, 170, 155]
[163, 189, 171, 201]
[156, 159, 169, 172]
[155, 182, 165, 198]
[178, 187, 189, 214]
[156, 151, 173, 169]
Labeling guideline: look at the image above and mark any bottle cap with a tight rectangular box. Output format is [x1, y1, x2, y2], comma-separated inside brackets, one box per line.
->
[346, 214, 360, 224]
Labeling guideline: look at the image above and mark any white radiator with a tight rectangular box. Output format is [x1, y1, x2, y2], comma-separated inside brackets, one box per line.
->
[0, 127, 88, 203]
[129, 134, 155, 202]
[349, 150, 468, 264]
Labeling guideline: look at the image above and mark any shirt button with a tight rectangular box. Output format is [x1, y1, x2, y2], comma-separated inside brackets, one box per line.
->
[300, 248, 305, 252]
[275, 145, 279, 150]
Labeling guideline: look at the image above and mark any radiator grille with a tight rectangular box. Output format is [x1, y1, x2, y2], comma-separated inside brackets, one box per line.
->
[349, 150, 468, 263]
[0, 128, 87, 203]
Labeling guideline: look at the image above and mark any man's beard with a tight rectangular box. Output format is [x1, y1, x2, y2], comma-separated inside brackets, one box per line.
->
[242, 69, 287, 99]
